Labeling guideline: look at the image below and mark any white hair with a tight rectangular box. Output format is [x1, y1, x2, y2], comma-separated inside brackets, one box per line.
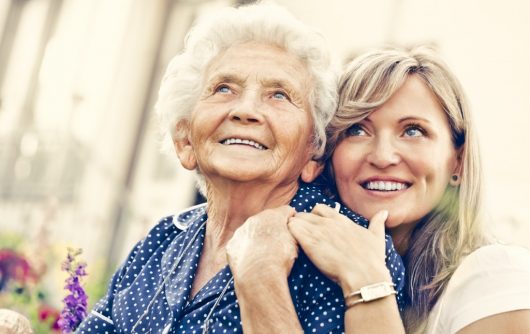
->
[155, 2, 338, 160]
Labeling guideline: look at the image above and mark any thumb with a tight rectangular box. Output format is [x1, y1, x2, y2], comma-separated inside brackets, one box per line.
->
[368, 210, 388, 238]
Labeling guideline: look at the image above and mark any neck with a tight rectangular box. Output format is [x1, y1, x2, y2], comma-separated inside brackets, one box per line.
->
[389, 224, 415, 256]
[204, 178, 300, 251]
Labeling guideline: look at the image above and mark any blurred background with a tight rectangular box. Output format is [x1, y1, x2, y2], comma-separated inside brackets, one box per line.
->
[0, 0, 529, 330]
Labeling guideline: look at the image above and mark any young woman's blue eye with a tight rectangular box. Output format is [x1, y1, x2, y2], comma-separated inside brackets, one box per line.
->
[345, 124, 367, 137]
[403, 124, 426, 137]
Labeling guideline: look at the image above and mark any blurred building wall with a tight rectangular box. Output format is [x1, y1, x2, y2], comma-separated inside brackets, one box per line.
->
[276, 0, 530, 247]
[0, 0, 528, 293]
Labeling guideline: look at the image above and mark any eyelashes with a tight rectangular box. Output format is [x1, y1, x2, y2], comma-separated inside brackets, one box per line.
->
[345, 124, 367, 137]
[403, 123, 428, 137]
[344, 122, 429, 138]
[213, 84, 233, 94]
[211, 83, 293, 103]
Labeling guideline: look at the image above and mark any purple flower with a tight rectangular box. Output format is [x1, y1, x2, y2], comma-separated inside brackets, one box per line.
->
[58, 247, 88, 333]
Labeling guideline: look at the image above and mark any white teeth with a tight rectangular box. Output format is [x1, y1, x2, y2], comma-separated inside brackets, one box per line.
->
[221, 138, 266, 150]
[364, 181, 409, 191]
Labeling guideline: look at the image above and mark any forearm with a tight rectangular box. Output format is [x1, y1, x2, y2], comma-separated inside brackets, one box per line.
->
[344, 296, 404, 334]
[234, 273, 303, 334]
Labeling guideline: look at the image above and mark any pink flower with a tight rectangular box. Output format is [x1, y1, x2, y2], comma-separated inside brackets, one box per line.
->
[38, 304, 61, 331]
[0, 249, 37, 290]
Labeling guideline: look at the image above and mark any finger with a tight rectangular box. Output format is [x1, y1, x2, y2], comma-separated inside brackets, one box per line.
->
[293, 212, 324, 224]
[368, 210, 388, 238]
[287, 216, 312, 237]
[312, 204, 353, 226]
[311, 203, 339, 217]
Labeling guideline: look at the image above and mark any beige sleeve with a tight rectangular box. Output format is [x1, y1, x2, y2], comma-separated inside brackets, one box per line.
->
[432, 244, 530, 334]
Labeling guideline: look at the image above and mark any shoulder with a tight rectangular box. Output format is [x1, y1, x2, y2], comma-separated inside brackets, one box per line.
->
[143, 202, 207, 237]
[117, 204, 208, 282]
[428, 244, 530, 333]
[462, 243, 530, 267]
[449, 244, 530, 287]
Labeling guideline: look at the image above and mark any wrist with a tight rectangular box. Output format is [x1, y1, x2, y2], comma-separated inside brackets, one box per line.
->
[344, 282, 397, 309]
[339, 265, 392, 297]
[233, 266, 289, 293]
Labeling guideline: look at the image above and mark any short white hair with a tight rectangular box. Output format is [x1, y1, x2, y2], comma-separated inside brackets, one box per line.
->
[155, 2, 338, 159]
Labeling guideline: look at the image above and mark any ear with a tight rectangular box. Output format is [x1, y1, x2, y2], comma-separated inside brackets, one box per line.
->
[173, 120, 197, 171]
[301, 160, 324, 183]
[449, 147, 463, 186]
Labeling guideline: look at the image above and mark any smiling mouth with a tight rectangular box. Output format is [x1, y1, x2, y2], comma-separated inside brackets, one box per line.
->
[362, 181, 410, 192]
[220, 138, 268, 150]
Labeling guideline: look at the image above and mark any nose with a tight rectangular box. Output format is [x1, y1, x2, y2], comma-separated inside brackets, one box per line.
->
[228, 91, 264, 124]
[366, 136, 401, 168]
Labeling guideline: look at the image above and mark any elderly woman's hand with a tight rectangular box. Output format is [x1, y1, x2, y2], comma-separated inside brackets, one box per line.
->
[226, 205, 298, 282]
[227, 206, 304, 333]
[287, 204, 391, 293]
[0, 309, 33, 334]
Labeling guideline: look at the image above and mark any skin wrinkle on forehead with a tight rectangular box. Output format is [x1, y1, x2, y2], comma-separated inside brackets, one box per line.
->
[202, 43, 315, 112]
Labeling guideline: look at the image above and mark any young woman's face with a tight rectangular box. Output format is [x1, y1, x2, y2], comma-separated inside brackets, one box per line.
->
[331, 75, 460, 245]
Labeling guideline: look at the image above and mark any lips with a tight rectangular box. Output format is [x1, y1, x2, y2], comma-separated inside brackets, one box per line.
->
[220, 137, 268, 150]
[361, 178, 411, 192]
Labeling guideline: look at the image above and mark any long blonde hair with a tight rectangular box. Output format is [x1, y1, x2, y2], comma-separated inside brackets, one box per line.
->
[324, 47, 486, 331]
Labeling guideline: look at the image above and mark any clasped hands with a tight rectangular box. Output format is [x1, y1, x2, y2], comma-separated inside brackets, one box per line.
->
[226, 204, 391, 291]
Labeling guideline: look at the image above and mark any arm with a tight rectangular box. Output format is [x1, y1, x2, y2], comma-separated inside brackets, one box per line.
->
[431, 245, 530, 333]
[233, 269, 303, 334]
[457, 310, 530, 334]
[288, 206, 405, 334]
[226, 206, 303, 334]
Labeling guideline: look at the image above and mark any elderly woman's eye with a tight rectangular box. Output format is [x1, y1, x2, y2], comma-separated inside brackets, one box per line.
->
[272, 91, 289, 100]
[403, 124, 426, 137]
[345, 124, 367, 137]
[215, 85, 231, 94]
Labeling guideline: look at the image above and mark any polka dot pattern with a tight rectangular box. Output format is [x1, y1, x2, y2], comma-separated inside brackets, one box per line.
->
[76, 183, 406, 333]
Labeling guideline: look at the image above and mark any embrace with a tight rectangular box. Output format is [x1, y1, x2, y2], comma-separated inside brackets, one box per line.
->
[77, 3, 530, 334]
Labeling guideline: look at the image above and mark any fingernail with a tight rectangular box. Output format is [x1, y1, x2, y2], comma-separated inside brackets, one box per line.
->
[380, 210, 389, 220]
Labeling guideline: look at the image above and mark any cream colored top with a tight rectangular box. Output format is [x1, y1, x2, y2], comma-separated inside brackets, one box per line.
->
[424, 244, 530, 333]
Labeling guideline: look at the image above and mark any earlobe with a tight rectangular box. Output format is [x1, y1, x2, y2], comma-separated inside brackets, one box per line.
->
[449, 147, 463, 186]
[301, 160, 324, 183]
[449, 174, 461, 186]
[173, 121, 197, 170]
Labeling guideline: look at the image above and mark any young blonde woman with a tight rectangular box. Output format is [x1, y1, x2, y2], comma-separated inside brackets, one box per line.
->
[229, 47, 530, 333]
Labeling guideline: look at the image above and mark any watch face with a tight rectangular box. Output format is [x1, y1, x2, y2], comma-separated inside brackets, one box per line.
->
[360, 282, 396, 302]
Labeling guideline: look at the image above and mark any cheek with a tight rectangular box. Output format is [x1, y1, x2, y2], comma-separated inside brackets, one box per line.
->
[331, 142, 361, 182]
[275, 116, 313, 150]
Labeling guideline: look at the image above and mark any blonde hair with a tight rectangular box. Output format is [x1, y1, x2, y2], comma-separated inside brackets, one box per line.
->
[325, 47, 485, 331]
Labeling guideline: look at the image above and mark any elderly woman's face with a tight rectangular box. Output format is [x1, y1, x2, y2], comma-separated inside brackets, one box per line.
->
[178, 42, 318, 186]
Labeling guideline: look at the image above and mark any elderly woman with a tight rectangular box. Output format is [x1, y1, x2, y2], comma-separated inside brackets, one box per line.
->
[76, 3, 405, 334]
[235, 47, 530, 333]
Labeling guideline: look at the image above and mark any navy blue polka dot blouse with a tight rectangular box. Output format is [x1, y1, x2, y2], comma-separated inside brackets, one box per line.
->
[76, 183, 405, 333]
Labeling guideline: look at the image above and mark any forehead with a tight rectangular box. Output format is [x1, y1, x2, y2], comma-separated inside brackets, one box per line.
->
[203, 42, 313, 91]
[372, 75, 446, 122]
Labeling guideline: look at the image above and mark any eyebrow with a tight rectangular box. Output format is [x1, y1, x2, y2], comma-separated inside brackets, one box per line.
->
[398, 116, 431, 123]
[205, 73, 247, 87]
[363, 115, 431, 124]
[259, 78, 298, 92]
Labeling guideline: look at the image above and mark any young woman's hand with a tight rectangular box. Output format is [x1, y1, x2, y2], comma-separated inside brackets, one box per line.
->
[287, 204, 391, 292]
